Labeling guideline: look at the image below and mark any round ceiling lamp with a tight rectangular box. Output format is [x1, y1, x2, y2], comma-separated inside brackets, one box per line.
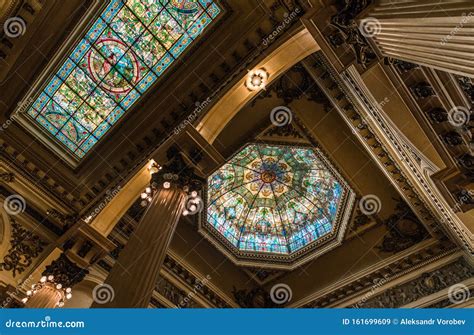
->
[245, 68, 269, 91]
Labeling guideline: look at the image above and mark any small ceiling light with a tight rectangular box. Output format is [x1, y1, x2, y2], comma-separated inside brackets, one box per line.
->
[141, 193, 147, 199]
[191, 191, 198, 198]
[40, 276, 47, 283]
[163, 182, 171, 189]
[145, 187, 152, 194]
[246, 68, 268, 91]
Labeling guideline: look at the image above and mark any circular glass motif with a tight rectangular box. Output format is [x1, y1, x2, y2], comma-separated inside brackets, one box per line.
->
[88, 38, 140, 94]
[171, 0, 199, 14]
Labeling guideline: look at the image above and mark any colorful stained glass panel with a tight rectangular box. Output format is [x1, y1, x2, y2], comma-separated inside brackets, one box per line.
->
[26, 0, 220, 158]
[206, 144, 344, 255]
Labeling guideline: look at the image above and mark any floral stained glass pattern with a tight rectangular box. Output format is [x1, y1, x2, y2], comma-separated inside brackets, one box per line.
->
[26, 0, 220, 158]
[206, 144, 344, 255]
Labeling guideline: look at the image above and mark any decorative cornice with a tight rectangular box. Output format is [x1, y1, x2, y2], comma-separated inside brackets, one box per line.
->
[359, 257, 473, 308]
[46, 209, 78, 230]
[384, 58, 419, 74]
[426, 287, 474, 308]
[305, 53, 474, 254]
[0, 145, 80, 210]
[383, 62, 472, 210]
[339, 66, 473, 252]
[0, 0, 45, 78]
[155, 274, 200, 308]
[456, 75, 474, 105]
[0, 172, 15, 183]
[299, 239, 457, 308]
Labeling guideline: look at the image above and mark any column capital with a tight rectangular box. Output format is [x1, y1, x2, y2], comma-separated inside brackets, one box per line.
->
[42, 253, 89, 289]
[329, 0, 376, 68]
[151, 146, 206, 193]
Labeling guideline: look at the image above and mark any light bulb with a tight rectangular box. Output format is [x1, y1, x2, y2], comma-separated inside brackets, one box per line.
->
[183, 210, 189, 216]
[22, 297, 28, 303]
[56, 284, 62, 290]
[141, 193, 147, 199]
[252, 76, 262, 86]
[66, 293, 72, 299]
[48, 275, 54, 281]
[145, 187, 152, 194]
[40, 276, 47, 283]
[190, 205, 197, 212]
[163, 182, 171, 189]
[26, 290, 32, 296]
[66, 288, 72, 293]
[191, 191, 198, 197]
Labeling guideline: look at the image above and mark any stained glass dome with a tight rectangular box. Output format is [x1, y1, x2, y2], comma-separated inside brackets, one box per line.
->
[203, 143, 354, 268]
[24, 0, 220, 159]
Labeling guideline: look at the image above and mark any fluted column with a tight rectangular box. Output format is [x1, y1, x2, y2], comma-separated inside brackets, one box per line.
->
[25, 283, 65, 308]
[94, 148, 204, 308]
[362, 0, 474, 77]
[23, 254, 87, 308]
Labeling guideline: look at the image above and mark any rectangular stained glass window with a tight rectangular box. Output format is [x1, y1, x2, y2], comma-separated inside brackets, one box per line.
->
[26, 0, 221, 159]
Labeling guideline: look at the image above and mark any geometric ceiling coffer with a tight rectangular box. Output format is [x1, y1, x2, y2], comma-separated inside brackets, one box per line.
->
[23, 0, 220, 160]
[199, 143, 355, 270]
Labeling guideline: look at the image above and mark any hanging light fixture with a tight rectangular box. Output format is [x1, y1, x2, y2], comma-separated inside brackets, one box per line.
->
[21, 276, 72, 307]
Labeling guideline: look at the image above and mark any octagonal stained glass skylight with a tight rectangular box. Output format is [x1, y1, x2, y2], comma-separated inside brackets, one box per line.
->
[200, 143, 355, 269]
[22, 0, 220, 160]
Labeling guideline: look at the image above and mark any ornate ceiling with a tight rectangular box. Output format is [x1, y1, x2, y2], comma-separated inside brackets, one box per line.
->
[202, 142, 354, 268]
[0, 0, 472, 310]
[21, 0, 221, 161]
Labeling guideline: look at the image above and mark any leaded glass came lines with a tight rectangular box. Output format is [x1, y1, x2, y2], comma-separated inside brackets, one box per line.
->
[207, 144, 343, 255]
[27, 0, 220, 158]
